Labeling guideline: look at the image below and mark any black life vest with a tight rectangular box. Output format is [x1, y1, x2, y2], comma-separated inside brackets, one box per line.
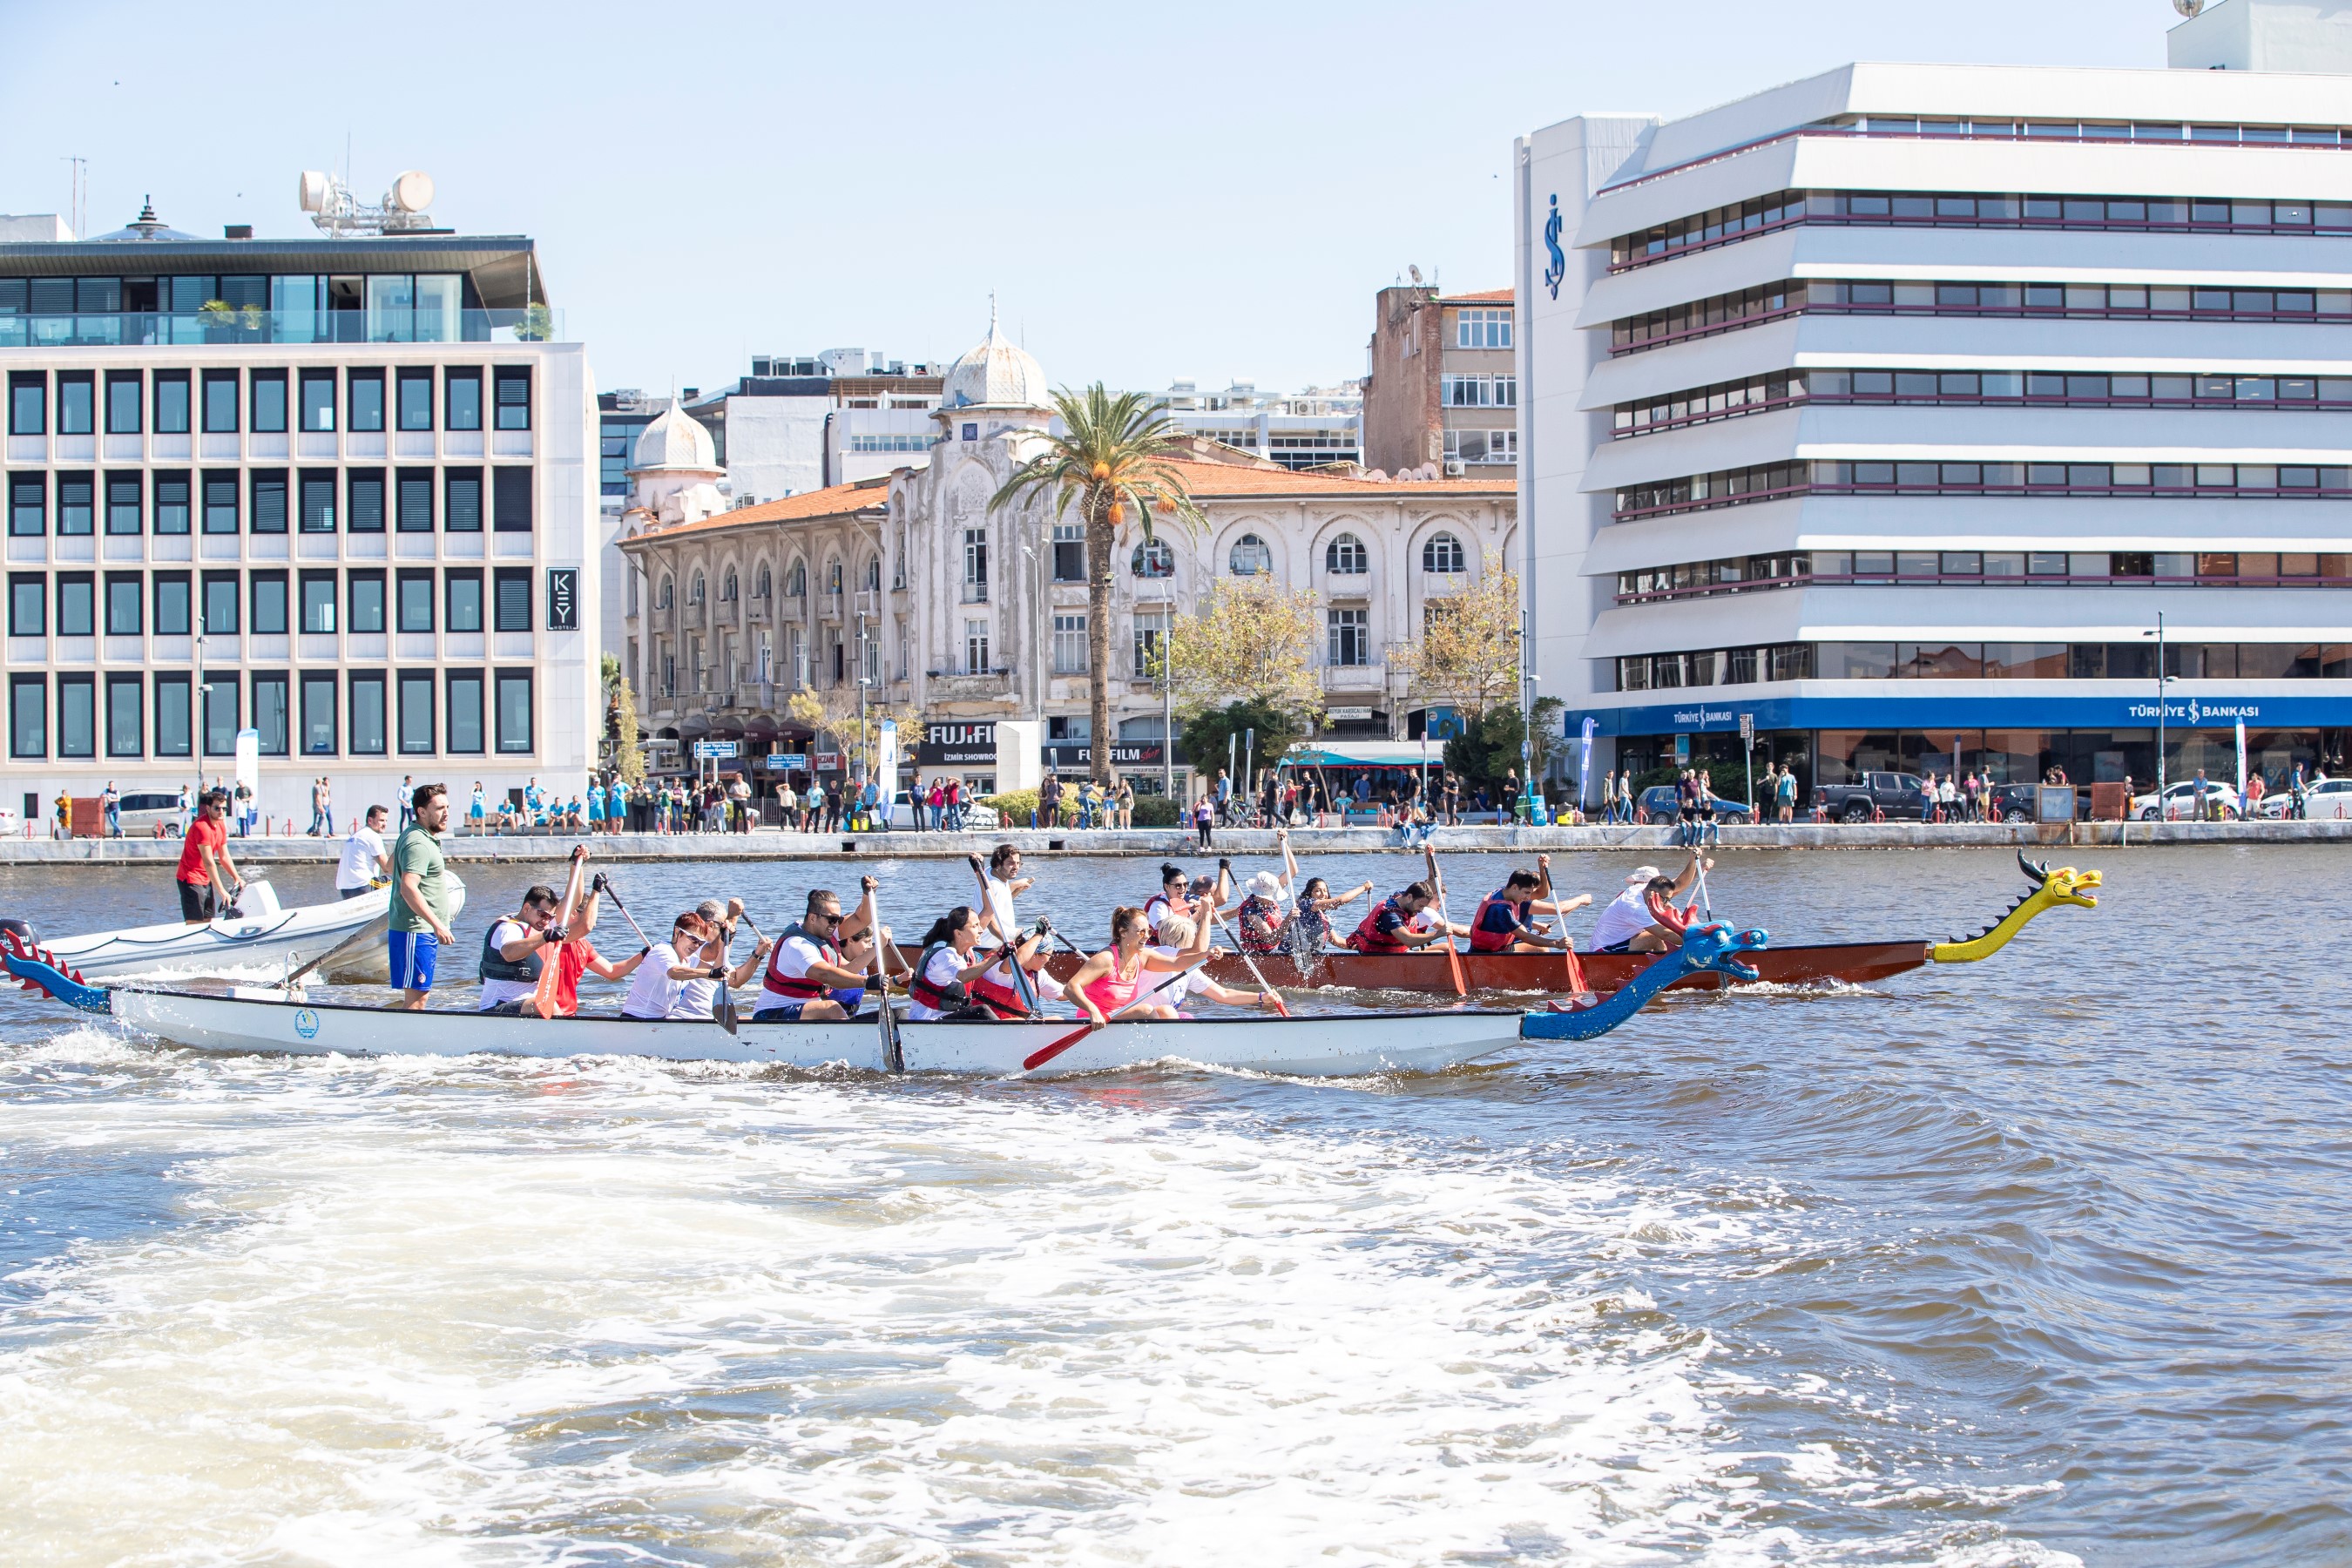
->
[763, 923, 844, 998]
[909, 941, 969, 1010]
[479, 918, 542, 984]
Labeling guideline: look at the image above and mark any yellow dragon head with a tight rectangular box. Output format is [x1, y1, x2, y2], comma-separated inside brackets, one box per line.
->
[1930, 851, 2102, 963]
[2023, 854, 2102, 909]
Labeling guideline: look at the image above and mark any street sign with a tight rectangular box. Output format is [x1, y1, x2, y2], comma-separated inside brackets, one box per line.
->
[692, 740, 740, 760]
[1739, 711, 1754, 743]
[1325, 706, 1374, 722]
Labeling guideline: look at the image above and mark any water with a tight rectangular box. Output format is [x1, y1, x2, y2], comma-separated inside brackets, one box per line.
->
[0, 845, 2344, 1565]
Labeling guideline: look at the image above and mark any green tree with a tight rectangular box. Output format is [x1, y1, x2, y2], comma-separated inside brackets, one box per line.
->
[1180, 697, 1307, 791]
[601, 652, 645, 786]
[990, 384, 1205, 783]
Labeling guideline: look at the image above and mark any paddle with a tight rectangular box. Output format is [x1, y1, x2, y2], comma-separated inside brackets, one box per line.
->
[969, 853, 1041, 1015]
[1020, 957, 1197, 1073]
[1204, 895, 1290, 1017]
[1423, 844, 1468, 998]
[277, 910, 391, 990]
[598, 875, 657, 952]
[706, 901, 743, 1036]
[531, 846, 589, 1019]
[867, 882, 904, 1073]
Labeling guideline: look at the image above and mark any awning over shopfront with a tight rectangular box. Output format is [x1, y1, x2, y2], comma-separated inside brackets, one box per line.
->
[1283, 740, 1447, 767]
[706, 715, 746, 739]
[676, 715, 712, 739]
[741, 714, 779, 740]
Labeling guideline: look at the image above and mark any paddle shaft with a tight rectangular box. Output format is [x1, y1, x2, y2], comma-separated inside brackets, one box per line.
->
[278, 909, 390, 990]
[868, 889, 903, 1072]
[531, 849, 590, 1019]
[1021, 955, 1197, 1072]
[1423, 845, 1468, 998]
[971, 859, 1041, 1013]
[1206, 902, 1288, 1016]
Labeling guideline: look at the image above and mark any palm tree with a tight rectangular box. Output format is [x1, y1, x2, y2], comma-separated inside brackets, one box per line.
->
[990, 384, 1204, 782]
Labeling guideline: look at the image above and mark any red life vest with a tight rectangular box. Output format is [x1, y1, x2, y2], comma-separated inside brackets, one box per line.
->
[966, 964, 1036, 1018]
[763, 923, 844, 999]
[1643, 889, 1693, 936]
[1347, 896, 1412, 954]
[1467, 889, 1531, 953]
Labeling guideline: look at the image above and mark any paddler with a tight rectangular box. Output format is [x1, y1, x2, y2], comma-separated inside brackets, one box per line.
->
[753, 880, 881, 1022]
[1343, 880, 1463, 953]
[1067, 899, 1216, 1029]
[1151, 912, 1281, 1012]
[619, 907, 767, 1021]
[970, 847, 1062, 1011]
[1465, 854, 1594, 955]
[1285, 873, 1373, 955]
[476, 849, 651, 1015]
[174, 787, 246, 925]
[904, 906, 1007, 1022]
[1143, 862, 1190, 940]
[1586, 850, 1712, 954]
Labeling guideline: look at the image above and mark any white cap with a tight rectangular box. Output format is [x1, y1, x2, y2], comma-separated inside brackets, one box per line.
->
[1625, 865, 1660, 885]
[1245, 870, 1286, 900]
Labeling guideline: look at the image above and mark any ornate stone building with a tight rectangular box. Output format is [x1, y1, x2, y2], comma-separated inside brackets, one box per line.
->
[618, 314, 1514, 793]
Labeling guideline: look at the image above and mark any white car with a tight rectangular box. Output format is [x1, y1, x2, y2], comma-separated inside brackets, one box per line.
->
[2255, 778, 2352, 819]
[884, 789, 998, 832]
[2130, 781, 2241, 821]
[0, 804, 17, 837]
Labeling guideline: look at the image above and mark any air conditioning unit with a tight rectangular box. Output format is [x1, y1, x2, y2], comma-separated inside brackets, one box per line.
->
[1443, 459, 1465, 477]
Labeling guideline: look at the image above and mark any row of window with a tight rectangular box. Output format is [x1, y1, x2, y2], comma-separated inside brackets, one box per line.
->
[1828, 116, 2352, 147]
[1611, 641, 2352, 691]
[1608, 186, 2352, 267]
[1614, 368, 2352, 436]
[848, 432, 936, 452]
[1220, 531, 1470, 577]
[5, 567, 536, 639]
[1445, 428, 1516, 464]
[1456, 308, 1514, 349]
[1440, 374, 1517, 408]
[1614, 551, 2352, 603]
[0, 274, 536, 348]
[4, 466, 532, 537]
[1615, 459, 2352, 520]
[4, 668, 534, 760]
[6, 365, 530, 437]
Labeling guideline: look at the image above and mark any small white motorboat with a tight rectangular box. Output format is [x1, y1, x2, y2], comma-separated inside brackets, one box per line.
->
[10, 873, 466, 983]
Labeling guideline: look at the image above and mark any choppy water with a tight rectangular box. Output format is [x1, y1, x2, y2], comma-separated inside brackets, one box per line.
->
[0, 844, 2344, 1565]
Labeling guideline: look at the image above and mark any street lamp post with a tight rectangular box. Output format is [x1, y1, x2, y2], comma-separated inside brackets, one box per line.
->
[1160, 613, 1173, 799]
[2145, 612, 2167, 814]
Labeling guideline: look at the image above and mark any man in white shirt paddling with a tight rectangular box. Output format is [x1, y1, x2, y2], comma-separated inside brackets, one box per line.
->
[1585, 851, 1711, 954]
[335, 806, 391, 900]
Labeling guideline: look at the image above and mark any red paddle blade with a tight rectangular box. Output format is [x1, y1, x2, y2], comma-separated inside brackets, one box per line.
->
[1023, 1022, 1092, 1071]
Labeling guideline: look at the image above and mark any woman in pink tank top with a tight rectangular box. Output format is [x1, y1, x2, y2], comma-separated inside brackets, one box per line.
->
[1068, 902, 1213, 1030]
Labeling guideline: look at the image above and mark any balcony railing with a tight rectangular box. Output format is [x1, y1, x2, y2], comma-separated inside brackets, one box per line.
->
[961, 582, 989, 604]
[0, 307, 567, 348]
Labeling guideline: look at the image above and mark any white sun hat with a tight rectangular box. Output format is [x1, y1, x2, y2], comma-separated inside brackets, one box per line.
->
[1245, 870, 1287, 900]
[1625, 865, 1661, 885]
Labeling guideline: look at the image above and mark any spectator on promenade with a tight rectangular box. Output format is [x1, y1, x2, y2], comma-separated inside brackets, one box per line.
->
[399, 776, 416, 831]
[1193, 791, 1215, 848]
[822, 779, 842, 833]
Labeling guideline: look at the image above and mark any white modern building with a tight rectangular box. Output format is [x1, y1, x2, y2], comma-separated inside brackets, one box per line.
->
[1516, 0, 2352, 800]
[680, 351, 947, 506]
[1158, 380, 1364, 470]
[0, 198, 598, 829]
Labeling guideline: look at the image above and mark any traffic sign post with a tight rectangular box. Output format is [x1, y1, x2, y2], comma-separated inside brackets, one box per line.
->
[1740, 712, 1755, 811]
[692, 740, 740, 760]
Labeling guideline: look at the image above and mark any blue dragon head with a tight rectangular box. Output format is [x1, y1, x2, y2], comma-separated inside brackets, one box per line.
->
[1680, 921, 1769, 983]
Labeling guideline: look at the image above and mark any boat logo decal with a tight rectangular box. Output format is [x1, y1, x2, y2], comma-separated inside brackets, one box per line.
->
[294, 1008, 321, 1040]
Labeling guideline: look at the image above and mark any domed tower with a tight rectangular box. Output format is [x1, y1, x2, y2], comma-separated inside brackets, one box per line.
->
[936, 301, 1054, 440]
[625, 402, 727, 530]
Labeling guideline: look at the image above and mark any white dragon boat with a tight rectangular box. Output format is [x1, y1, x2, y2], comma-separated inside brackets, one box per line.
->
[8, 873, 465, 983]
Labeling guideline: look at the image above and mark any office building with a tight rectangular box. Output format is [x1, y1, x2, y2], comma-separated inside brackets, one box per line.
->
[682, 351, 946, 504]
[1515, 8, 2352, 801]
[0, 197, 596, 826]
[1158, 379, 1364, 470]
[1363, 283, 1518, 478]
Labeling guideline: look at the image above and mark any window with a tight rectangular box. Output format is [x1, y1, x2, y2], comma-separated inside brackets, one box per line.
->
[202, 670, 237, 755]
[348, 571, 386, 633]
[105, 371, 141, 434]
[446, 369, 482, 431]
[349, 672, 386, 754]
[154, 672, 191, 757]
[106, 472, 141, 534]
[657, 575, 673, 609]
[963, 528, 989, 600]
[297, 470, 335, 532]
[1456, 308, 1513, 348]
[1053, 521, 1086, 581]
[301, 571, 337, 633]
[1132, 538, 1175, 578]
[494, 367, 531, 429]
[1326, 533, 1369, 574]
[689, 570, 705, 605]
[201, 370, 240, 433]
[57, 573, 94, 637]
[443, 468, 482, 532]
[9, 371, 44, 435]
[106, 674, 142, 758]
[397, 672, 435, 754]
[154, 472, 190, 534]
[57, 473, 92, 536]
[7, 475, 40, 537]
[1227, 533, 1272, 576]
[1423, 531, 1467, 573]
[250, 571, 288, 635]
[717, 566, 737, 604]
[447, 671, 484, 753]
[863, 555, 881, 591]
[202, 471, 238, 533]
[105, 572, 140, 635]
[397, 571, 434, 632]
[396, 368, 434, 430]
[348, 470, 385, 533]
[153, 572, 190, 636]
[55, 674, 94, 759]
[493, 466, 531, 531]
[964, 618, 990, 674]
[1132, 610, 1166, 679]
[251, 672, 288, 755]
[784, 563, 804, 597]
[1051, 612, 1087, 673]
[755, 564, 771, 598]
[1328, 607, 1369, 666]
[299, 369, 336, 431]
[9, 574, 43, 634]
[348, 370, 385, 432]
[300, 672, 335, 754]
[250, 470, 287, 534]
[201, 571, 239, 633]
[445, 570, 483, 632]
[496, 670, 532, 753]
[9, 674, 43, 758]
[826, 561, 842, 594]
[153, 370, 189, 434]
[251, 370, 287, 433]
[495, 568, 531, 632]
[395, 469, 433, 532]
[55, 373, 93, 436]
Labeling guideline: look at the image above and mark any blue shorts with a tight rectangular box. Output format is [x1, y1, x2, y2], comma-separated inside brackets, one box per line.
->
[389, 929, 440, 992]
[752, 1002, 808, 1022]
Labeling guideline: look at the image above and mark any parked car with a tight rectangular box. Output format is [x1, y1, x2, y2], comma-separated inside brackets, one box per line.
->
[2129, 780, 2241, 821]
[1985, 782, 2039, 824]
[2255, 778, 2352, 819]
[1812, 771, 1931, 822]
[884, 789, 998, 831]
[1632, 785, 1754, 825]
[115, 790, 186, 835]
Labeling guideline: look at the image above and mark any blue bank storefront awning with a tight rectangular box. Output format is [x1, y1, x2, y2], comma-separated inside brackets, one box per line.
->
[1574, 693, 2352, 738]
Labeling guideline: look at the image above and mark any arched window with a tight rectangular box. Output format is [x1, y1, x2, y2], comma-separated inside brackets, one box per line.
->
[1132, 539, 1175, 578]
[864, 556, 881, 590]
[785, 562, 806, 597]
[827, 561, 843, 593]
[1422, 531, 1466, 573]
[627, 572, 639, 614]
[1326, 533, 1368, 574]
[754, 564, 771, 598]
[657, 576, 672, 608]
[1227, 533, 1272, 576]
[720, 567, 737, 602]
[689, 571, 706, 604]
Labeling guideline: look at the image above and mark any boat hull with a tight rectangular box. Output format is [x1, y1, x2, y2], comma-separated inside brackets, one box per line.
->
[106, 988, 1520, 1078]
[39, 876, 464, 982]
[1045, 940, 1930, 996]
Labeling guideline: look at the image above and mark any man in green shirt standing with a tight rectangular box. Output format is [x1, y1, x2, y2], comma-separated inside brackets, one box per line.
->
[389, 781, 456, 1010]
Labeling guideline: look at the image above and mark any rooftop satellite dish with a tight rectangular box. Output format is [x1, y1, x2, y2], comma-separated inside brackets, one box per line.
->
[2173, 0, 2203, 15]
[389, 171, 435, 213]
[297, 170, 329, 213]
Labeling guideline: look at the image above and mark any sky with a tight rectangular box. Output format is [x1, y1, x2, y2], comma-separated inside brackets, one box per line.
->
[2, 0, 2199, 395]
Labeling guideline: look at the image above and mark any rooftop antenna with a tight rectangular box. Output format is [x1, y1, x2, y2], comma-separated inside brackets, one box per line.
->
[60, 157, 86, 239]
[297, 165, 438, 235]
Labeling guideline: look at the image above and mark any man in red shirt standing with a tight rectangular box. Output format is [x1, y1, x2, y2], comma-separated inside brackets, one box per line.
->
[175, 788, 244, 924]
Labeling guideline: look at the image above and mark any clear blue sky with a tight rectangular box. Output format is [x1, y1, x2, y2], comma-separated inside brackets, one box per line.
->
[3, 0, 2191, 395]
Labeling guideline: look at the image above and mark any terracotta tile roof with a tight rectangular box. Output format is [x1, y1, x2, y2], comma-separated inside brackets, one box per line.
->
[628, 478, 889, 541]
[1165, 459, 1511, 498]
[1441, 287, 1514, 305]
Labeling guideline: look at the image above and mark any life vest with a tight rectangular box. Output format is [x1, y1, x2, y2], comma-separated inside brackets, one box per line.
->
[478, 918, 543, 984]
[909, 940, 969, 1011]
[1644, 889, 1693, 936]
[1467, 889, 1530, 953]
[1347, 896, 1413, 954]
[1238, 894, 1284, 955]
[967, 955, 1038, 1019]
[763, 923, 846, 999]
